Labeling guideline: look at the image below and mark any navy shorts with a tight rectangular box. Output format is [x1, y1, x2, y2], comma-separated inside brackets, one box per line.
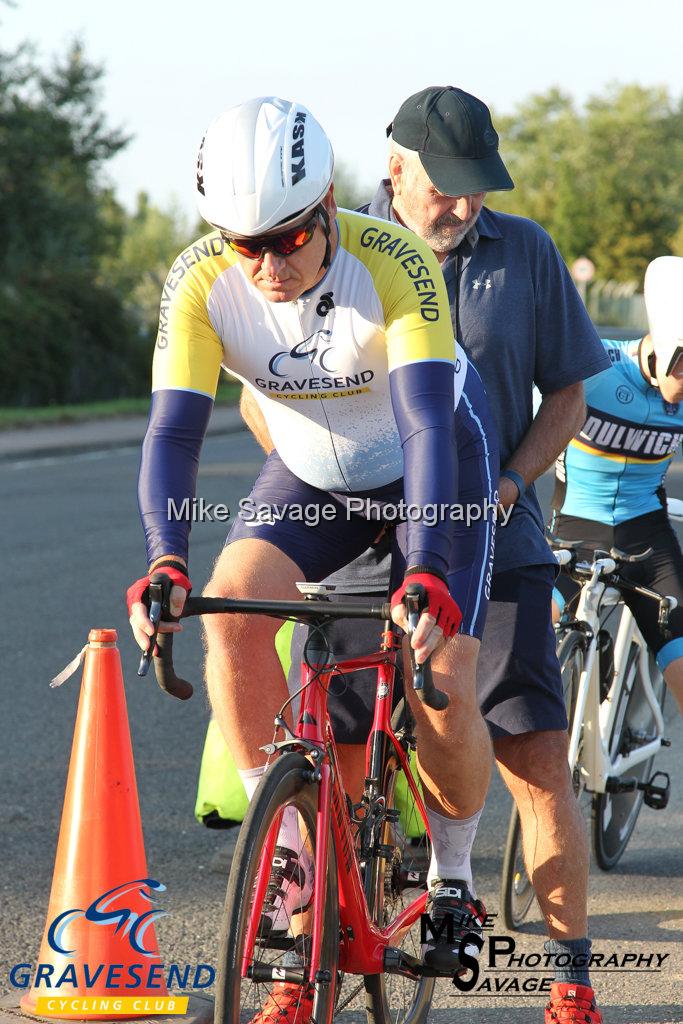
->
[284, 558, 567, 744]
[226, 377, 499, 640]
[477, 563, 567, 738]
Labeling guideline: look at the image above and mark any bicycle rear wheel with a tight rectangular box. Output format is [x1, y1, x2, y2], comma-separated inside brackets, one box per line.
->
[215, 751, 339, 1024]
[363, 706, 435, 1024]
[592, 645, 666, 870]
[499, 629, 585, 930]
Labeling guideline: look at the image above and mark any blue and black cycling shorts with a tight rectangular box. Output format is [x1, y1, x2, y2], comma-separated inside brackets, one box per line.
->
[226, 368, 499, 643]
[553, 507, 683, 670]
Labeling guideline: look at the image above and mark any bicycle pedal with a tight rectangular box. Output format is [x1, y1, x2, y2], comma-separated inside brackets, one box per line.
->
[639, 771, 670, 810]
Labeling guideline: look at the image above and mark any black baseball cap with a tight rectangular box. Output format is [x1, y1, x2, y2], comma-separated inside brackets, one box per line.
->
[387, 86, 514, 196]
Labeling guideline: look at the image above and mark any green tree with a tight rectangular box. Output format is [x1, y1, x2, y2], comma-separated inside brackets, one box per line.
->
[0, 42, 145, 405]
[488, 84, 683, 283]
[102, 190, 193, 335]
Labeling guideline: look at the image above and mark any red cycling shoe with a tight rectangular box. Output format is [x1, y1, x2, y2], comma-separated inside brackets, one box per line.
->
[545, 982, 603, 1023]
[249, 982, 314, 1023]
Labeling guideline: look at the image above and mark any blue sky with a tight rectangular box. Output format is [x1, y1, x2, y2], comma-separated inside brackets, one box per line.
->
[5, 0, 683, 220]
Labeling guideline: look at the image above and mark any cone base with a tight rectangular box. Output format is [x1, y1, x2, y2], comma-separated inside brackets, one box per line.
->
[2, 994, 212, 1024]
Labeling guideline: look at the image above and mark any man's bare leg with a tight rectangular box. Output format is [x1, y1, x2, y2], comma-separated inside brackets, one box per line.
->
[663, 657, 683, 715]
[407, 634, 492, 818]
[495, 730, 589, 938]
[202, 539, 304, 768]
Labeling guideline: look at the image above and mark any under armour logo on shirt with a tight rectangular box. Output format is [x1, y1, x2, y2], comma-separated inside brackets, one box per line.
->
[472, 277, 492, 290]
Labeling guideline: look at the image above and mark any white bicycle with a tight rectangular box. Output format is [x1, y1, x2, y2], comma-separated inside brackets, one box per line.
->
[501, 501, 681, 929]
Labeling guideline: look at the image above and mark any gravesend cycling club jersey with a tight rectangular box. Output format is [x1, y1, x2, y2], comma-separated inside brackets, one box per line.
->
[139, 209, 479, 568]
[553, 338, 683, 525]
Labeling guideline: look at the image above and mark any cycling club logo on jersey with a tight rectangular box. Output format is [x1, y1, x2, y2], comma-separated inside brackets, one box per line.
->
[47, 879, 167, 957]
[576, 408, 683, 461]
[616, 385, 634, 404]
[255, 330, 374, 400]
[267, 331, 335, 377]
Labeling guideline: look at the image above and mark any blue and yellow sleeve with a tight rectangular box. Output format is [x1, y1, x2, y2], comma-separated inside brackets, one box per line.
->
[342, 215, 457, 577]
[139, 235, 232, 565]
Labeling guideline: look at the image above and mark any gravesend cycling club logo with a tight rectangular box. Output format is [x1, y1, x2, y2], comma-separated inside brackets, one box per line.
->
[47, 879, 166, 957]
[9, 878, 215, 1000]
[267, 331, 336, 377]
[255, 330, 374, 399]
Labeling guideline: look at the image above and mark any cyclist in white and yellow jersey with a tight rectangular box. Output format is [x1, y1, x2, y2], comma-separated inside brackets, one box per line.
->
[127, 97, 499, 1007]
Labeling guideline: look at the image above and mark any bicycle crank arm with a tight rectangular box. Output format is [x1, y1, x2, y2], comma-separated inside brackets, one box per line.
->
[605, 776, 638, 793]
[383, 947, 439, 979]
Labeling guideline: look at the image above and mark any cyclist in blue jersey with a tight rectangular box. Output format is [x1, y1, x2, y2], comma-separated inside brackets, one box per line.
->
[551, 256, 683, 715]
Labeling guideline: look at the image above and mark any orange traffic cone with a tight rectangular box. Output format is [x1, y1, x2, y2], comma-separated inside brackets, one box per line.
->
[21, 629, 169, 1019]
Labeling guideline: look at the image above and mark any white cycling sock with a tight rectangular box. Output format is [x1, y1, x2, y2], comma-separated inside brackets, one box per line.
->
[238, 766, 300, 851]
[425, 805, 483, 894]
[238, 765, 266, 800]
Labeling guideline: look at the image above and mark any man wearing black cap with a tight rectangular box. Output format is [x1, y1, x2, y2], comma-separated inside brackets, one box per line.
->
[356, 86, 607, 1022]
[239, 87, 609, 1023]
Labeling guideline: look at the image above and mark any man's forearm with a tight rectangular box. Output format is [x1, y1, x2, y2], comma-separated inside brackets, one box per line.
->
[504, 381, 585, 490]
[240, 387, 274, 454]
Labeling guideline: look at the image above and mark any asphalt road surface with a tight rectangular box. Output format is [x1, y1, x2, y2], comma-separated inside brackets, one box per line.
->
[2, 433, 682, 1023]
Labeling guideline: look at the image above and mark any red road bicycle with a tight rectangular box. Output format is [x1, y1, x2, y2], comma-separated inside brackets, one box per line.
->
[141, 576, 449, 1024]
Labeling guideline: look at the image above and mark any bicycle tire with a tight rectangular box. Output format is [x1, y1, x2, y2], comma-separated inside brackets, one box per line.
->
[499, 630, 585, 931]
[500, 805, 534, 931]
[215, 751, 339, 1024]
[363, 710, 435, 1024]
[592, 645, 666, 870]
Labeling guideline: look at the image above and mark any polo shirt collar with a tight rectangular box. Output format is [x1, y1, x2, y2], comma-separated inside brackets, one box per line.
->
[367, 179, 503, 251]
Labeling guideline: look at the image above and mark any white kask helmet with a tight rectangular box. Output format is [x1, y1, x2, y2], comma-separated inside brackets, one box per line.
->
[645, 256, 683, 377]
[196, 96, 334, 237]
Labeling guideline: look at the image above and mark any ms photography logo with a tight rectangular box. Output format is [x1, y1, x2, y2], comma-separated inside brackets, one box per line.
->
[420, 914, 669, 996]
[10, 878, 214, 1010]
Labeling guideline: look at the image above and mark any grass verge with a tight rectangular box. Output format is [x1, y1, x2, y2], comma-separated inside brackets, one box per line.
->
[0, 383, 241, 430]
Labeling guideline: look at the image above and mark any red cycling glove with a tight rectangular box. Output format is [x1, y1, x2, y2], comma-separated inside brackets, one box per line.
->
[126, 566, 192, 616]
[391, 571, 462, 638]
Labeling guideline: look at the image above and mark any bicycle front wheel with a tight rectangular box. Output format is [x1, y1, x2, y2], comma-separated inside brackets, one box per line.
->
[363, 722, 435, 1024]
[215, 751, 339, 1024]
[592, 645, 666, 870]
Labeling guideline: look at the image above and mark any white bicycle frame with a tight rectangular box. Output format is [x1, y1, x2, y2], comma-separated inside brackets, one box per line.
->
[558, 495, 683, 794]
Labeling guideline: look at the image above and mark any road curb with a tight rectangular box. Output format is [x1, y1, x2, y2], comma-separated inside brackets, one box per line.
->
[0, 421, 246, 463]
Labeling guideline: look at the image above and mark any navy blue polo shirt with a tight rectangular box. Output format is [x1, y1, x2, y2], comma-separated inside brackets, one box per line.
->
[356, 182, 610, 573]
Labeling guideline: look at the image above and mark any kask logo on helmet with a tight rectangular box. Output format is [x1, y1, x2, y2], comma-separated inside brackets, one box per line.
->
[291, 111, 306, 184]
[196, 136, 205, 196]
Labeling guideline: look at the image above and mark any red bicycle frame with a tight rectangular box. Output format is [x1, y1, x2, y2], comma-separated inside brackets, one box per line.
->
[243, 626, 431, 981]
